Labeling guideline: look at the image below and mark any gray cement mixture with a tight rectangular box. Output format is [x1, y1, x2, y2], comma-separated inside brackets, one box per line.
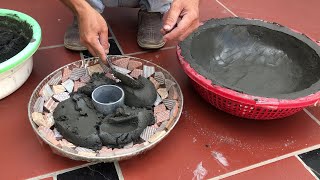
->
[179, 18, 320, 99]
[53, 73, 156, 150]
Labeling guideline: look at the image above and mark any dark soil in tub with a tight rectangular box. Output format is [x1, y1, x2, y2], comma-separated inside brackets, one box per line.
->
[0, 15, 33, 63]
[180, 18, 320, 99]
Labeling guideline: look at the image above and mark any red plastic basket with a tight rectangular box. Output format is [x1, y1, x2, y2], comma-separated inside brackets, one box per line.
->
[177, 46, 320, 120]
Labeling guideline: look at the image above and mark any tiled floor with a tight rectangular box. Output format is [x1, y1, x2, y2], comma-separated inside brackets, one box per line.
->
[1, 0, 320, 180]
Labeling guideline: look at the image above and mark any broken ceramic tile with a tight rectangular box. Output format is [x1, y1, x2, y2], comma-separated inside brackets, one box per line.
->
[52, 85, 66, 94]
[113, 148, 133, 155]
[53, 128, 63, 140]
[73, 81, 86, 92]
[148, 130, 166, 143]
[128, 60, 143, 71]
[61, 79, 74, 93]
[75, 147, 96, 157]
[149, 77, 160, 89]
[69, 68, 86, 81]
[157, 121, 168, 132]
[140, 126, 157, 141]
[80, 74, 91, 83]
[165, 79, 176, 91]
[40, 84, 54, 101]
[33, 97, 45, 113]
[44, 98, 58, 113]
[168, 86, 179, 100]
[130, 69, 143, 79]
[97, 146, 114, 157]
[48, 71, 62, 85]
[154, 94, 162, 106]
[155, 110, 170, 123]
[163, 99, 177, 110]
[124, 142, 134, 149]
[60, 139, 76, 148]
[152, 123, 159, 129]
[157, 88, 168, 99]
[53, 92, 70, 102]
[154, 72, 165, 84]
[44, 113, 55, 128]
[154, 103, 167, 114]
[113, 65, 131, 74]
[98, 60, 110, 73]
[87, 64, 104, 76]
[113, 57, 129, 69]
[143, 65, 155, 78]
[62, 146, 78, 154]
[38, 126, 60, 146]
[105, 72, 117, 81]
[61, 67, 72, 82]
[170, 102, 179, 118]
[32, 112, 46, 127]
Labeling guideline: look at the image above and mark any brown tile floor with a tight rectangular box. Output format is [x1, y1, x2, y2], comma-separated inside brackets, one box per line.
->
[1, 0, 320, 179]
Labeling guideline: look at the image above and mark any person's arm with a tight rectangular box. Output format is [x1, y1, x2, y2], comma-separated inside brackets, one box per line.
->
[60, 0, 109, 61]
[161, 0, 200, 42]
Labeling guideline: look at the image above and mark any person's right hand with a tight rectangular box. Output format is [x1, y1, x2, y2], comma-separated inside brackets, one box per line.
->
[77, 6, 109, 61]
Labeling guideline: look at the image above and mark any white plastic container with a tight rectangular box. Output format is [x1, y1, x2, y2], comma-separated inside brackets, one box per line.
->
[0, 9, 41, 99]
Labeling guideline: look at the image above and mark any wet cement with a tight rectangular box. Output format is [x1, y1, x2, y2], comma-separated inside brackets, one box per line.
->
[53, 73, 156, 150]
[179, 18, 320, 99]
[0, 15, 32, 63]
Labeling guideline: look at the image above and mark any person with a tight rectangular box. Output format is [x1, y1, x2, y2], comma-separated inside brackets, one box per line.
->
[60, 0, 200, 61]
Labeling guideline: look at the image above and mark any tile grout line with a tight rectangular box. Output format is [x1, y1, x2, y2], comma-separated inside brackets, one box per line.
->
[124, 46, 176, 56]
[208, 144, 320, 180]
[303, 108, 320, 126]
[215, 0, 238, 17]
[38, 44, 65, 50]
[108, 25, 125, 55]
[114, 161, 125, 180]
[295, 155, 320, 180]
[26, 162, 97, 180]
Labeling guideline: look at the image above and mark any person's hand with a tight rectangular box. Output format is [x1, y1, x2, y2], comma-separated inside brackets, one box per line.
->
[77, 6, 109, 61]
[161, 0, 200, 42]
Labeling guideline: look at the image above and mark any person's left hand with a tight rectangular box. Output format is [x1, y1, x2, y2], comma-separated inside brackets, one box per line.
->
[161, 0, 200, 42]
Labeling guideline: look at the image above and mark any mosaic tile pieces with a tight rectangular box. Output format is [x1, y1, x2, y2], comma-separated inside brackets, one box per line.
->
[163, 99, 176, 110]
[154, 94, 162, 106]
[157, 121, 168, 132]
[124, 142, 134, 149]
[48, 71, 62, 85]
[62, 67, 72, 82]
[149, 77, 160, 89]
[128, 60, 143, 71]
[52, 85, 66, 94]
[53, 92, 70, 102]
[38, 126, 60, 146]
[105, 72, 117, 81]
[155, 110, 170, 123]
[154, 103, 167, 114]
[97, 146, 114, 157]
[62, 146, 77, 154]
[80, 74, 91, 83]
[130, 69, 143, 79]
[61, 79, 74, 93]
[53, 128, 63, 140]
[140, 126, 157, 141]
[44, 113, 55, 128]
[143, 65, 155, 78]
[87, 64, 104, 76]
[33, 97, 44, 113]
[73, 81, 86, 92]
[32, 112, 47, 127]
[157, 88, 168, 99]
[60, 139, 76, 148]
[165, 79, 176, 91]
[40, 84, 54, 101]
[168, 86, 179, 100]
[44, 98, 58, 113]
[70, 68, 86, 81]
[113, 65, 131, 74]
[75, 147, 96, 157]
[148, 130, 166, 143]
[112, 57, 129, 69]
[154, 71, 165, 84]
